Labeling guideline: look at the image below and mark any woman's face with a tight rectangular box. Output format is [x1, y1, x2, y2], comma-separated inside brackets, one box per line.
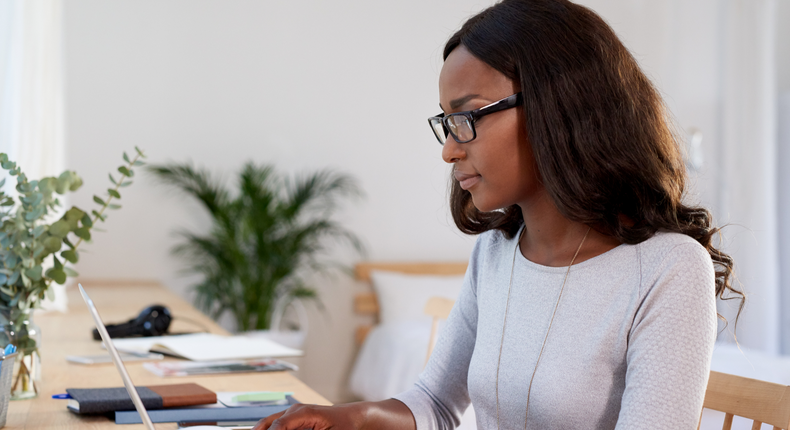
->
[439, 46, 540, 213]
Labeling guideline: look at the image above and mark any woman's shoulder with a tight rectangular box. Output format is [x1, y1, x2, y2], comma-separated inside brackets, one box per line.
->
[636, 230, 715, 294]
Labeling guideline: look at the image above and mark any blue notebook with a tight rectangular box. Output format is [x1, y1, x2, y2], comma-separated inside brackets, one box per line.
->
[115, 404, 291, 424]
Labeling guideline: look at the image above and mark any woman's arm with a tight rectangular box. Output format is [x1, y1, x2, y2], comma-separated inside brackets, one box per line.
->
[253, 399, 415, 430]
[615, 241, 718, 429]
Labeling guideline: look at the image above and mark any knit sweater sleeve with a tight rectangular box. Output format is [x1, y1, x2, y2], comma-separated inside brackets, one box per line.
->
[615, 241, 718, 429]
[392, 235, 484, 430]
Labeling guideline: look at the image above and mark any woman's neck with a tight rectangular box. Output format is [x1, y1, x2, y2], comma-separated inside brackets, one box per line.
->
[518, 191, 620, 267]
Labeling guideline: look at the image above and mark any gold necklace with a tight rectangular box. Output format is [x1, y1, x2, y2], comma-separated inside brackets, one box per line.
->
[495, 226, 591, 430]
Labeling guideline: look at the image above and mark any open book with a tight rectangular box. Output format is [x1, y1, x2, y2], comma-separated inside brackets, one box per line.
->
[110, 333, 302, 361]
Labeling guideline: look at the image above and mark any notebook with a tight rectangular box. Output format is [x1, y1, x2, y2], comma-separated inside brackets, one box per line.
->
[67, 383, 216, 414]
[110, 333, 302, 361]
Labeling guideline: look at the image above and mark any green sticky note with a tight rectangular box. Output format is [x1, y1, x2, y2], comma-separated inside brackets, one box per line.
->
[232, 392, 289, 402]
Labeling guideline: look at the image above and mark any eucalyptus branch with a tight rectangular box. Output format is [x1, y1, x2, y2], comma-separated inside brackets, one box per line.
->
[73, 148, 146, 249]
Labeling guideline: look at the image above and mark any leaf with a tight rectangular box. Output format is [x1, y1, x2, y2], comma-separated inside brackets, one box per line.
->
[74, 228, 91, 241]
[81, 213, 93, 228]
[24, 266, 42, 281]
[69, 174, 83, 191]
[109, 173, 117, 185]
[91, 210, 106, 222]
[65, 207, 85, 222]
[53, 255, 63, 270]
[43, 236, 62, 252]
[48, 269, 66, 285]
[107, 189, 121, 199]
[133, 160, 145, 166]
[63, 267, 79, 277]
[118, 166, 133, 177]
[61, 250, 79, 264]
[93, 195, 106, 206]
[32, 225, 47, 238]
[38, 177, 56, 193]
[45, 285, 55, 301]
[135, 146, 145, 157]
[49, 220, 70, 238]
[63, 236, 75, 249]
[1, 161, 13, 170]
[7, 271, 19, 285]
[0, 273, 6, 285]
[119, 181, 133, 187]
[108, 204, 121, 210]
[123, 152, 130, 163]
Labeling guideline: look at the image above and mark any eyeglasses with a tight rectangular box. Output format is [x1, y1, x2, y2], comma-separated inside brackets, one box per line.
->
[428, 93, 522, 145]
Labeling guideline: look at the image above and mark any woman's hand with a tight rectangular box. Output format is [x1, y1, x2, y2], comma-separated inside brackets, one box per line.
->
[253, 399, 415, 430]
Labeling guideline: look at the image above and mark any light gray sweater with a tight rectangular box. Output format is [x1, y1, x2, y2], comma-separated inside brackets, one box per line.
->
[394, 228, 717, 429]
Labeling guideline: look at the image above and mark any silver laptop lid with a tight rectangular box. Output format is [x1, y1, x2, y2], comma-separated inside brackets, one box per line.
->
[78, 283, 156, 430]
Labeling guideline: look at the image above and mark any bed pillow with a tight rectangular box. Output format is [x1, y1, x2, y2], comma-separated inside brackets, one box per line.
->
[369, 270, 465, 325]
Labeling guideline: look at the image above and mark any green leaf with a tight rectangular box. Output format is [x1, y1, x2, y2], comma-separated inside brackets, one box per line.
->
[49, 220, 70, 238]
[135, 146, 145, 157]
[1, 161, 13, 170]
[63, 267, 79, 277]
[109, 173, 117, 185]
[48, 269, 66, 285]
[81, 213, 93, 228]
[133, 160, 145, 166]
[69, 175, 83, 191]
[107, 189, 121, 199]
[93, 195, 106, 205]
[7, 271, 19, 285]
[0, 178, 4, 188]
[32, 225, 47, 238]
[123, 152, 131, 163]
[0, 153, 7, 162]
[91, 210, 106, 222]
[24, 267, 42, 282]
[74, 228, 91, 241]
[118, 166, 133, 177]
[119, 181, 133, 188]
[53, 255, 63, 270]
[108, 204, 121, 210]
[38, 177, 56, 193]
[62, 237, 75, 249]
[43, 236, 62, 252]
[61, 250, 79, 263]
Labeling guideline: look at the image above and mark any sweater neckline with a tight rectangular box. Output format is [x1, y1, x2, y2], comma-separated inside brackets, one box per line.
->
[513, 226, 630, 274]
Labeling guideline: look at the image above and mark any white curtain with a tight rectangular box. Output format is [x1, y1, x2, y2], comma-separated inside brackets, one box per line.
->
[715, 0, 780, 353]
[779, 92, 790, 353]
[0, 0, 65, 185]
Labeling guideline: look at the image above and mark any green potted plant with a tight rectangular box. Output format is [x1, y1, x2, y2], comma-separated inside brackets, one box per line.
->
[148, 162, 363, 335]
[0, 149, 145, 399]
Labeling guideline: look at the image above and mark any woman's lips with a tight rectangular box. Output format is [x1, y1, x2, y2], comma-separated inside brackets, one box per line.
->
[454, 172, 481, 190]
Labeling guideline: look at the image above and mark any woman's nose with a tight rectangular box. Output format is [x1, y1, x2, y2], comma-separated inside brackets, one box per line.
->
[441, 136, 466, 164]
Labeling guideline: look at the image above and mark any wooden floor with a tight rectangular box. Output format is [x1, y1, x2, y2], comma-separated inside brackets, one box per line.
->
[3, 280, 330, 430]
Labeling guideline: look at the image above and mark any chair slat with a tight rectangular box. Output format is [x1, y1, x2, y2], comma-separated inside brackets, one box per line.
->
[752, 421, 763, 430]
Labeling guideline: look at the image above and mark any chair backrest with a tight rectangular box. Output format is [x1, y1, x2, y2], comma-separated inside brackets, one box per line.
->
[423, 296, 455, 365]
[700, 370, 790, 430]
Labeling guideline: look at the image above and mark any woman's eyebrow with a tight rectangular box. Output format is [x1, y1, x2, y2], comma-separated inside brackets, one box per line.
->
[440, 94, 482, 112]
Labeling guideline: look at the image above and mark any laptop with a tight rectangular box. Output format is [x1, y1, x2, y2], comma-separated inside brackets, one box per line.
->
[78, 283, 254, 430]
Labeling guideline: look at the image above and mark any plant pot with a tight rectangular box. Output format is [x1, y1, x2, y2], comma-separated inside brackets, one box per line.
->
[0, 308, 40, 400]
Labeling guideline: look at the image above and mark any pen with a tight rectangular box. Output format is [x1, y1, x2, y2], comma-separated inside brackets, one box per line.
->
[52, 394, 72, 399]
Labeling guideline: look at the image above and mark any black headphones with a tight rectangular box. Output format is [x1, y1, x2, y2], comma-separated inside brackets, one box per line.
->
[92, 304, 172, 340]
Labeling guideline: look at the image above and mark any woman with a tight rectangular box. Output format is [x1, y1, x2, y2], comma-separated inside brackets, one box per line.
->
[255, 0, 742, 428]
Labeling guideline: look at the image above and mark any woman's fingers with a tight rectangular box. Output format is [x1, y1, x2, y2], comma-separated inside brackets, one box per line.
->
[253, 404, 334, 430]
[252, 403, 369, 430]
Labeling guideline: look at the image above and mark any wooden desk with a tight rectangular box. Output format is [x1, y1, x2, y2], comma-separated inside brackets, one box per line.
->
[4, 280, 330, 429]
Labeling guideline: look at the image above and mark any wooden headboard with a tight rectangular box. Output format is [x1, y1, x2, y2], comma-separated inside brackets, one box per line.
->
[353, 262, 468, 345]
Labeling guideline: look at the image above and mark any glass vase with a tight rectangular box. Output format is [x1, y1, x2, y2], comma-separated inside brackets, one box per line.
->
[0, 307, 41, 400]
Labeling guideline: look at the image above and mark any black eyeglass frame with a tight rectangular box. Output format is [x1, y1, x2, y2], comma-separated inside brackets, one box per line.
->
[428, 92, 523, 145]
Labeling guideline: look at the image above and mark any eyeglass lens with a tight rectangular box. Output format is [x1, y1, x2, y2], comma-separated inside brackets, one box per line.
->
[430, 115, 475, 145]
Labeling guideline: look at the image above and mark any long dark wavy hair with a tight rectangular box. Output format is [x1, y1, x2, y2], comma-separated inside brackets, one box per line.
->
[446, 0, 743, 326]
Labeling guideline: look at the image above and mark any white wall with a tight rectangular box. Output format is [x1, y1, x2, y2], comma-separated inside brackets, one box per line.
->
[63, 0, 490, 402]
[63, 0, 783, 401]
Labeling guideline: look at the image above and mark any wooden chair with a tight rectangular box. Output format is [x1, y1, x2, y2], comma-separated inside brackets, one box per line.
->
[700, 370, 790, 430]
[423, 296, 455, 364]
